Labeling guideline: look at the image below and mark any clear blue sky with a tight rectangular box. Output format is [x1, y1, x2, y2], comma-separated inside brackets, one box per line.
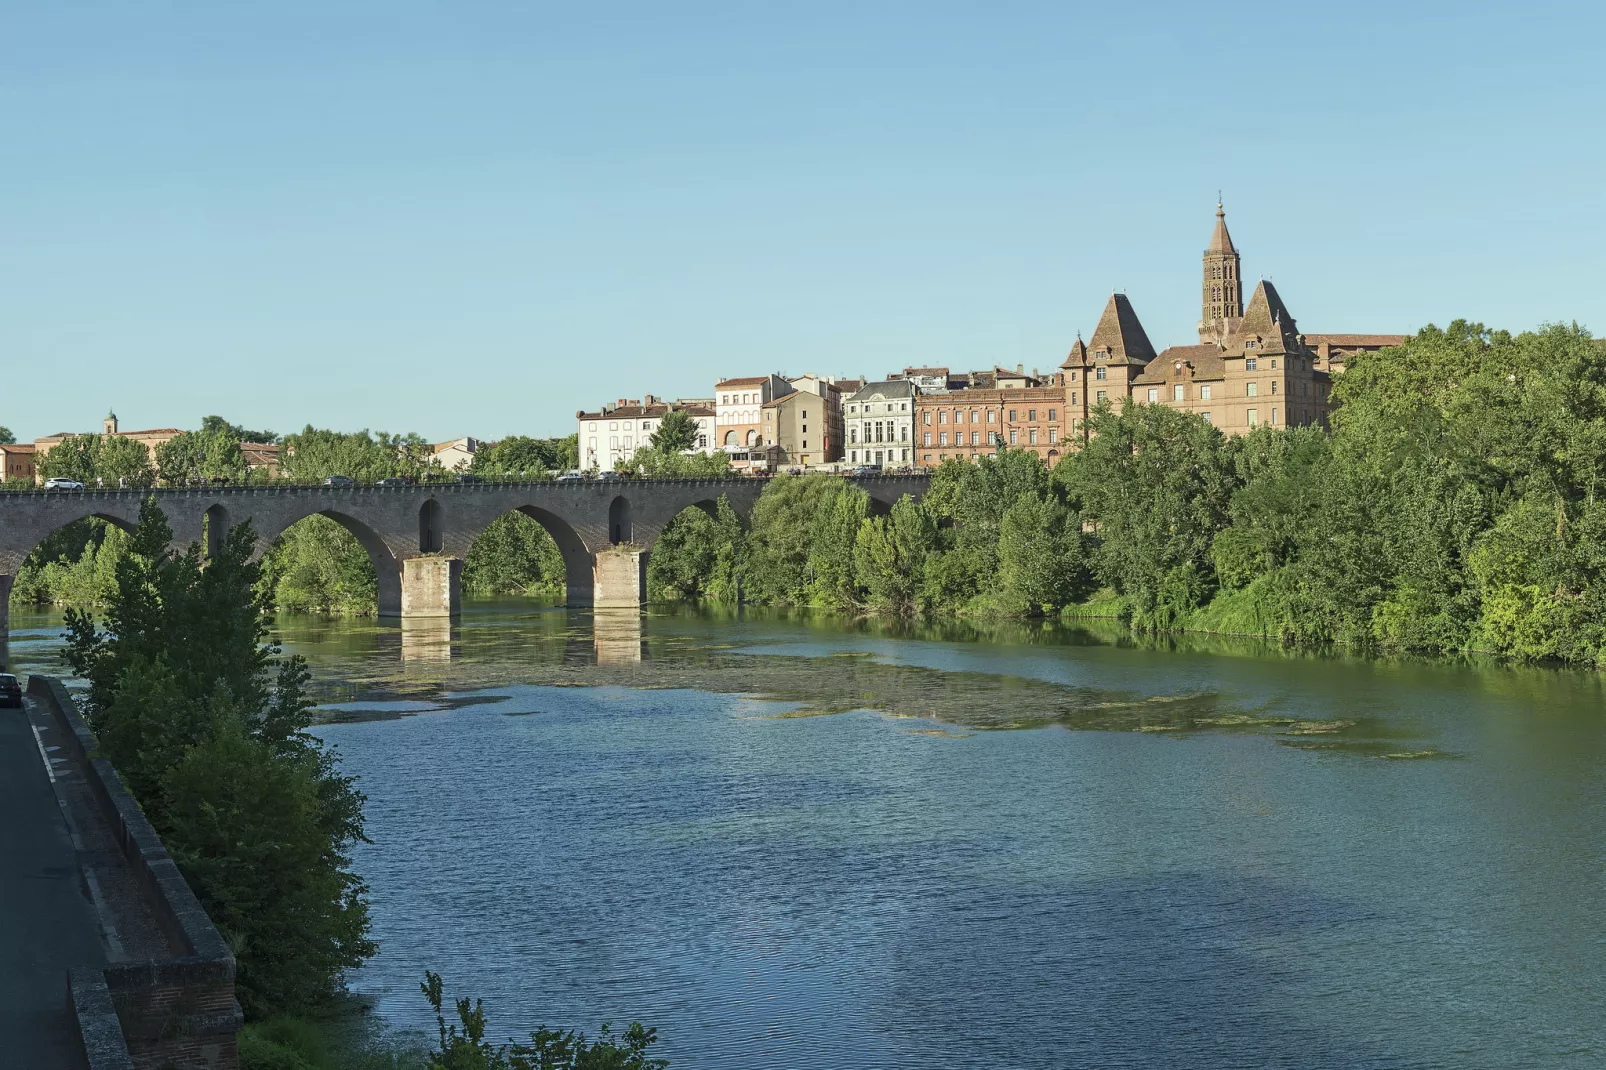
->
[3, 2, 1602, 442]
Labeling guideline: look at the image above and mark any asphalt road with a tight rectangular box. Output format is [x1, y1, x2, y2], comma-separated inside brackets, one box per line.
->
[0, 694, 103, 1068]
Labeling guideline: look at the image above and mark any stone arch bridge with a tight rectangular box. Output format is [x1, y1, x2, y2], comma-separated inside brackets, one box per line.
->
[0, 476, 928, 637]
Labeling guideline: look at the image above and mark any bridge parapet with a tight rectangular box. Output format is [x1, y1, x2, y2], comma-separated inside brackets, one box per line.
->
[0, 474, 930, 622]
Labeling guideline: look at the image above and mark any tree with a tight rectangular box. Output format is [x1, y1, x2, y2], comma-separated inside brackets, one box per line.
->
[157, 426, 248, 485]
[0, 426, 14, 444]
[471, 436, 577, 479]
[279, 426, 439, 484]
[201, 414, 277, 443]
[996, 493, 1089, 615]
[62, 498, 374, 1016]
[647, 409, 700, 454]
[39, 434, 156, 487]
[854, 496, 937, 614]
[464, 513, 567, 598]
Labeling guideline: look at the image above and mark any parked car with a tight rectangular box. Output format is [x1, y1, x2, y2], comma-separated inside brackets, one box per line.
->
[43, 478, 85, 490]
[454, 473, 482, 484]
[375, 477, 412, 487]
[0, 674, 21, 709]
[850, 465, 882, 478]
[598, 471, 621, 481]
[556, 471, 585, 483]
[322, 475, 355, 486]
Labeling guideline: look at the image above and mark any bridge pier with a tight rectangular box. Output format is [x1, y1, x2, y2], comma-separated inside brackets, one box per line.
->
[592, 548, 647, 610]
[396, 557, 462, 618]
[0, 574, 12, 658]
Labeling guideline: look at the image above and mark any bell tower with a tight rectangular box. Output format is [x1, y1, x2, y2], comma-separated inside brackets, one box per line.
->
[1198, 201, 1243, 345]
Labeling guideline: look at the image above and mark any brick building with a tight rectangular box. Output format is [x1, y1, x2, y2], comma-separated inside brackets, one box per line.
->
[1, 442, 36, 483]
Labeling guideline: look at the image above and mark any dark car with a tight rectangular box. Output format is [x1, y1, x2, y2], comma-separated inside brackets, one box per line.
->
[322, 475, 355, 487]
[454, 473, 482, 484]
[0, 674, 21, 709]
[376, 477, 412, 487]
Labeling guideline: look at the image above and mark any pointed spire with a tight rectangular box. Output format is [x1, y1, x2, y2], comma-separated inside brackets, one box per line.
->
[1207, 200, 1236, 255]
[1088, 293, 1157, 365]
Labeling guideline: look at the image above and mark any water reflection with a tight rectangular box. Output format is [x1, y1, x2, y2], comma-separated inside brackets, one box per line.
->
[592, 610, 644, 665]
[398, 618, 458, 663]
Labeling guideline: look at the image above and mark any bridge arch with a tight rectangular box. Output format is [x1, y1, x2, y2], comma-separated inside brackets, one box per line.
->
[419, 498, 443, 554]
[256, 508, 405, 617]
[609, 495, 632, 544]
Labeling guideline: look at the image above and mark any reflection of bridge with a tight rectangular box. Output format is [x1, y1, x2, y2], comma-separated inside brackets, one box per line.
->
[0, 476, 929, 636]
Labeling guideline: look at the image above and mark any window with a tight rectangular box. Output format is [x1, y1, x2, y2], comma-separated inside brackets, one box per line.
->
[1070, 370, 1078, 382]
[1201, 385, 1212, 400]
[1028, 409, 1036, 421]
[851, 450, 858, 462]
[1147, 388, 1158, 403]
[1009, 430, 1018, 444]
[901, 403, 908, 411]
[1047, 428, 1057, 443]
[1071, 391, 1078, 404]
[1008, 409, 1017, 421]
[901, 426, 909, 440]
[1247, 382, 1258, 397]
[939, 410, 947, 424]
[1246, 357, 1258, 370]
[1095, 367, 1107, 381]
[609, 421, 618, 430]
[923, 431, 932, 446]
[1173, 385, 1184, 401]
[1248, 409, 1258, 426]
[1270, 408, 1278, 426]
[850, 427, 857, 443]
[1270, 382, 1277, 395]
[923, 411, 931, 424]
[609, 436, 618, 447]
[939, 432, 948, 446]
[622, 436, 632, 448]
[1202, 412, 1212, 425]
[850, 405, 857, 414]
[697, 435, 707, 448]
[971, 431, 979, 446]
[1028, 429, 1038, 444]
[901, 449, 908, 461]
[1270, 360, 1277, 370]
[1047, 409, 1056, 420]
[987, 411, 996, 423]
[971, 410, 979, 423]
[722, 395, 729, 405]
[1096, 390, 1107, 403]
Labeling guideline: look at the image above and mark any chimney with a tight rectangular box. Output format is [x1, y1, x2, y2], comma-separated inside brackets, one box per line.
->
[644, 394, 657, 405]
[1016, 364, 1024, 374]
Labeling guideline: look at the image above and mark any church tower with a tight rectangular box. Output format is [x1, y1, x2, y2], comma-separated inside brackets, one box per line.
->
[1198, 202, 1243, 345]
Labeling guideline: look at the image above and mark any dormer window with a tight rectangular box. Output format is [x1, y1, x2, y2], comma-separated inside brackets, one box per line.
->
[1245, 340, 1258, 349]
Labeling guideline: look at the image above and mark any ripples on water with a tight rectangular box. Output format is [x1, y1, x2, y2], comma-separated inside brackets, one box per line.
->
[8, 603, 1605, 1068]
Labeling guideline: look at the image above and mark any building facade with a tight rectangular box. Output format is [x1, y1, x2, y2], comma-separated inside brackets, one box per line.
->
[1, 443, 36, 483]
[714, 374, 793, 454]
[843, 380, 916, 467]
[577, 397, 716, 472]
[32, 412, 183, 480]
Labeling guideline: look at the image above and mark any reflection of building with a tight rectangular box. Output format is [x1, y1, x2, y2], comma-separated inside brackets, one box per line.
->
[593, 610, 644, 664]
[843, 380, 915, 467]
[576, 397, 716, 472]
[1, 443, 36, 483]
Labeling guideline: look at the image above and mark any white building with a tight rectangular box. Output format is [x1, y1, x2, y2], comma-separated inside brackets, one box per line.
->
[843, 379, 916, 467]
[576, 396, 716, 472]
[431, 437, 480, 472]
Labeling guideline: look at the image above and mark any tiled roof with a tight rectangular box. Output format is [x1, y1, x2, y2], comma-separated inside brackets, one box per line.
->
[0, 443, 36, 453]
[1088, 294, 1157, 365]
[1233, 281, 1301, 355]
[901, 366, 950, 376]
[716, 376, 770, 387]
[578, 403, 714, 420]
[1060, 338, 1089, 368]
[1134, 345, 1227, 384]
[120, 428, 182, 436]
[1305, 334, 1408, 347]
[1206, 204, 1236, 255]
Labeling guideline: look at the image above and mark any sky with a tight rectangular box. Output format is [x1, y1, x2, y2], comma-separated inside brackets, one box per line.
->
[3, 1, 1603, 443]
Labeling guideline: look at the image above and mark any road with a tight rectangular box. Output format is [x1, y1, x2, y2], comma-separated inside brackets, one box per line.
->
[0, 694, 104, 1067]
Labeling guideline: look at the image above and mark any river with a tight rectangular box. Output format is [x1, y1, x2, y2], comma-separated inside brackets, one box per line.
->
[7, 602, 1604, 1068]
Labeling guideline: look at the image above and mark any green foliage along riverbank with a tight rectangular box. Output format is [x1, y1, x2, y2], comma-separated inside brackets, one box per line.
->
[647, 321, 1606, 666]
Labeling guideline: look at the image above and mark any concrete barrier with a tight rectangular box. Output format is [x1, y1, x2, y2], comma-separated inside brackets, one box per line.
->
[31, 677, 242, 1070]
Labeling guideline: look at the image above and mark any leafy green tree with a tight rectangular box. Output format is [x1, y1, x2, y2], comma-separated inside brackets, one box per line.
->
[421, 972, 667, 1070]
[996, 492, 1089, 615]
[260, 516, 379, 615]
[804, 482, 870, 606]
[854, 495, 936, 613]
[62, 498, 374, 1015]
[201, 414, 277, 443]
[616, 449, 730, 479]
[1057, 403, 1234, 628]
[464, 512, 566, 598]
[471, 436, 577, 479]
[39, 434, 156, 486]
[157, 426, 249, 485]
[647, 502, 745, 602]
[647, 409, 700, 454]
[279, 426, 439, 484]
[0, 426, 14, 444]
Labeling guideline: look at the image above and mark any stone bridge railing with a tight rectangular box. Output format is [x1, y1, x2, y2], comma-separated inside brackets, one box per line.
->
[0, 475, 929, 631]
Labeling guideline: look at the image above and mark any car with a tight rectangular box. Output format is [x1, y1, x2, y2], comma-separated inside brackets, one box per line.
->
[43, 478, 85, 490]
[850, 465, 882, 478]
[556, 471, 585, 483]
[322, 475, 355, 487]
[0, 674, 21, 709]
[375, 477, 412, 487]
[454, 473, 482, 484]
[597, 471, 621, 481]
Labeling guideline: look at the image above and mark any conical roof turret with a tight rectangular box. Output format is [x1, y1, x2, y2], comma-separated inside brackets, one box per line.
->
[1207, 202, 1236, 255]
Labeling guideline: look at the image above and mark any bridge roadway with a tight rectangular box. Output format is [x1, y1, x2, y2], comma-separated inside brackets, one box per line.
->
[0, 475, 928, 636]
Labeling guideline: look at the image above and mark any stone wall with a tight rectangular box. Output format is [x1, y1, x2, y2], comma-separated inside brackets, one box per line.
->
[30, 677, 242, 1070]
